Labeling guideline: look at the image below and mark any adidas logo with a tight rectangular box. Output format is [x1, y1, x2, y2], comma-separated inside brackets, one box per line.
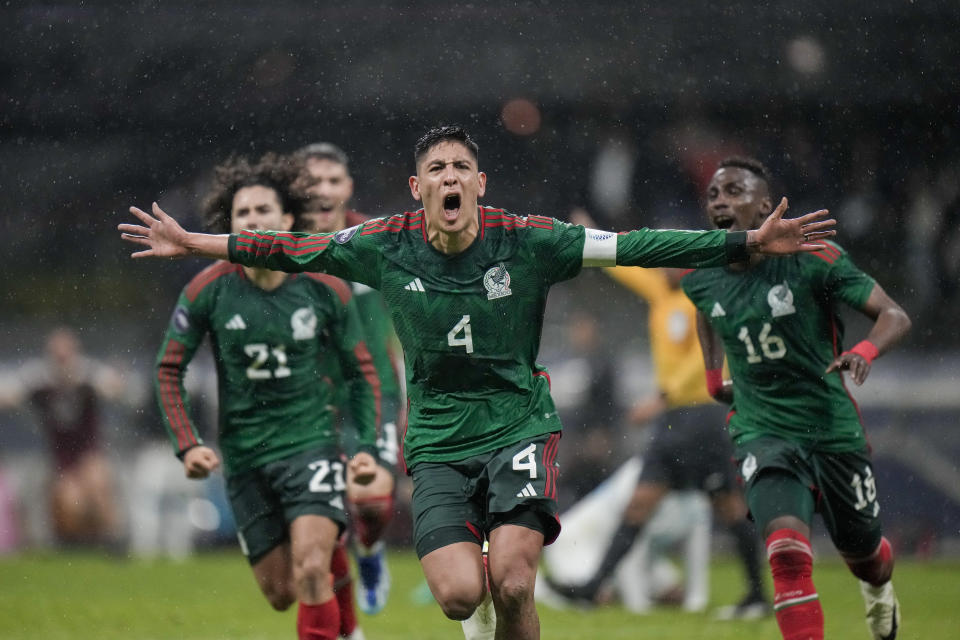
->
[225, 314, 247, 330]
[404, 278, 425, 292]
[516, 482, 537, 498]
[710, 302, 726, 318]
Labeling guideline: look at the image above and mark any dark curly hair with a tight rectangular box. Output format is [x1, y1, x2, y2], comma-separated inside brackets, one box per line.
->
[201, 152, 310, 234]
[717, 156, 774, 196]
[413, 125, 479, 168]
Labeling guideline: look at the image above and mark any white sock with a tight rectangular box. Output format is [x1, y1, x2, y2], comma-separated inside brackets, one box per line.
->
[461, 591, 496, 640]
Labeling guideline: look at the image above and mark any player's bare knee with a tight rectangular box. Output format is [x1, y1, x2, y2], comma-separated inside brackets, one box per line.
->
[491, 572, 533, 615]
[432, 584, 485, 620]
[294, 555, 330, 594]
[261, 584, 296, 611]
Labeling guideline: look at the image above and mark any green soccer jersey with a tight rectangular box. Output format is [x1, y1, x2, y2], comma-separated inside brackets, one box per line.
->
[227, 206, 748, 469]
[155, 262, 380, 475]
[681, 241, 876, 452]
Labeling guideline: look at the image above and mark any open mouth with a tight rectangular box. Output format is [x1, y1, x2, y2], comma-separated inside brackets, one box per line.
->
[712, 214, 735, 230]
[443, 193, 461, 220]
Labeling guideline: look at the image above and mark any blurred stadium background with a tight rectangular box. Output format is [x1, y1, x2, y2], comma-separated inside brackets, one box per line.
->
[1, 0, 959, 627]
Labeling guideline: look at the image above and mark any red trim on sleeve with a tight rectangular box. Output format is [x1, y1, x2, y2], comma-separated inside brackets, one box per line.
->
[156, 339, 197, 450]
[353, 341, 382, 434]
[185, 262, 241, 302]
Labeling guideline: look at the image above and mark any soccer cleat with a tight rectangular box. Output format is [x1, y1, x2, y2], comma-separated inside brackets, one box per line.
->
[860, 580, 900, 640]
[712, 592, 772, 621]
[355, 541, 390, 615]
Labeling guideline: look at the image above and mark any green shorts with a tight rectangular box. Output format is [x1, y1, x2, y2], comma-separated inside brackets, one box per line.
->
[410, 433, 562, 559]
[735, 436, 883, 556]
[226, 446, 349, 565]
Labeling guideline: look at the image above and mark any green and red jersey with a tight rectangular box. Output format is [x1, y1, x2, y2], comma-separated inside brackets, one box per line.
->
[327, 211, 402, 405]
[681, 241, 876, 451]
[227, 206, 749, 470]
[155, 262, 380, 475]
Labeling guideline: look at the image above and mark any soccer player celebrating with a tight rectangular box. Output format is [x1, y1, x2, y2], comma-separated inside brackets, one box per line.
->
[121, 126, 835, 640]
[544, 250, 768, 618]
[153, 153, 379, 640]
[296, 142, 402, 615]
[682, 157, 910, 640]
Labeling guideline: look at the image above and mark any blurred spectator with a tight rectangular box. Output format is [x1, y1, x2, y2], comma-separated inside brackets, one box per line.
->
[0, 327, 140, 549]
[549, 309, 622, 506]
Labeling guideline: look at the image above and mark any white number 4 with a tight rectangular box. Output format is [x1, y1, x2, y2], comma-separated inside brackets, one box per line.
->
[512, 443, 538, 479]
[447, 315, 474, 353]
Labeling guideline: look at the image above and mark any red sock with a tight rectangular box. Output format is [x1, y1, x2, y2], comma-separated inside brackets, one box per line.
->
[351, 495, 394, 548]
[845, 536, 894, 586]
[767, 529, 823, 640]
[331, 542, 358, 636]
[296, 597, 339, 640]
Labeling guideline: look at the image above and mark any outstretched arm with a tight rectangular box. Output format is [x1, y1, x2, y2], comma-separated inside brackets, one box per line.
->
[825, 283, 911, 385]
[745, 197, 836, 255]
[119, 202, 228, 260]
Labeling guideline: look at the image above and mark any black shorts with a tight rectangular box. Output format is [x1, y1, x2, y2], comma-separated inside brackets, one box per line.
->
[735, 436, 884, 557]
[410, 433, 562, 559]
[639, 403, 738, 494]
[226, 447, 349, 565]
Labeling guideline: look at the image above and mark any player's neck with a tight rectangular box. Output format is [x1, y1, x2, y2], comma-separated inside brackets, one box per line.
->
[243, 266, 288, 290]
[426, 219, 479, 255]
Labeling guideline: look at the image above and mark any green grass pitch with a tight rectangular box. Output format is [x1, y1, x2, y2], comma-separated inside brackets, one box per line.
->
[1, 550, 957, 639]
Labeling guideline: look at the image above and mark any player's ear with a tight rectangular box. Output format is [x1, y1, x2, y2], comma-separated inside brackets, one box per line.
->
[477, 171, 487, 198]
[409, 175, 421, 201]
[760, 196, 773, 216]
[345, 176, 354, 200]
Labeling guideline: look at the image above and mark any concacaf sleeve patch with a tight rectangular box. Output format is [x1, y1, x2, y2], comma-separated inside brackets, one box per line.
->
[582, 228, 617, 266]
[333, 224, 361, 244]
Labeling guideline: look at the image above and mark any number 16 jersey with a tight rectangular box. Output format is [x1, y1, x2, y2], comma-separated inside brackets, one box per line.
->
[682, 242, 876, 452]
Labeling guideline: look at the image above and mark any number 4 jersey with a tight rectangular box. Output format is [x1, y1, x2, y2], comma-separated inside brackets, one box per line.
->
[228, 206, 749, 470]
[681, 242, 876, 452]
[155, 262, 379, 475]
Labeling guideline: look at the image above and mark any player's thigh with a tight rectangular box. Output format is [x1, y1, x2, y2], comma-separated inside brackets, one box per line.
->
[226, 467, 289, 566]
[420, 540, 486, 606]
[250, 541, 295, 608]
[288, 513, 340, 601]
[814, 449, 883, 557]
[487, 523, 543, 590]
[410, 460, 485, 559]
[485, 432, 562, 546]
[735, 437, 816, 535]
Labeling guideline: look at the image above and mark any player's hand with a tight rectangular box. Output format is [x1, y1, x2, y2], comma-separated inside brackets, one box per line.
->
[348, 452, 377, 486]
[826, 352, 872, 385]
[119, 202, 192, 259]
[748, 197, 836, 255]
[183, 446, 220, 479]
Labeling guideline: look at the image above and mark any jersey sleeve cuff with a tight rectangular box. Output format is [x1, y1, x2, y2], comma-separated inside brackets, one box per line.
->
[227, 233, 239, 263]
[725, 231, 749, 263]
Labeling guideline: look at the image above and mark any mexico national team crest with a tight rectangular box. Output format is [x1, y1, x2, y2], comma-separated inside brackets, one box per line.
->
[767, 281, 796, 318]
[291, 307, 317, 340]
[483, 263, 512, 300]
